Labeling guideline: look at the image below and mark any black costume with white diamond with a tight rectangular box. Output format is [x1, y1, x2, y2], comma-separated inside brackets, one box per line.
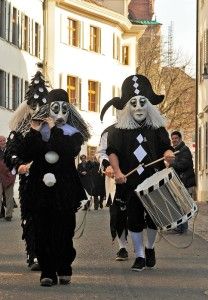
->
[107, 126, 171, 231]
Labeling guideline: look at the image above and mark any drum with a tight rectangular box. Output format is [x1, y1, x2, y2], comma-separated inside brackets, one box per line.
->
[135, 168, 198, 231]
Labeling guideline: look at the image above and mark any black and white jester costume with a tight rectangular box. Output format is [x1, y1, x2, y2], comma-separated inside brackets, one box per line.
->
[13, 89, 90, 285]
[4, 69, 49, 270]
[102, 74, 173, 271]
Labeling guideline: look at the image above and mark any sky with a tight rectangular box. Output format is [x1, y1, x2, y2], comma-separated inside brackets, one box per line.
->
[154, 0, 196, 76]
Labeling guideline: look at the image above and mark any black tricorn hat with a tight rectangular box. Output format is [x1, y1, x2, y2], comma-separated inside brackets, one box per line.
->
[100, 74, 164, 121]
[46, 89, 69, 103]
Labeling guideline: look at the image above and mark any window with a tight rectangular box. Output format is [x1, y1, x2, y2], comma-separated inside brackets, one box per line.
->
[68, 18, 79, 47]
[12, 75, 19, 110]
[0, 70, 6, 108]
[198, 126, 202, 171]
[25, 80, 29, 95]
[122, 46, 129, 65]
[88, 80, 100, 112]
[12, 7, 19, 46]
[0, 0, 6, 39]
[90, 26, 101, 52]
[67, 75, 80, 108]
[87, 146, 97, 160]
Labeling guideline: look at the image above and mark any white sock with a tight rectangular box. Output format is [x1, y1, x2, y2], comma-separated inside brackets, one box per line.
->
[130, 231, 144, 258]
[117, 230, 127, 249]
[146, 227, 157, 249]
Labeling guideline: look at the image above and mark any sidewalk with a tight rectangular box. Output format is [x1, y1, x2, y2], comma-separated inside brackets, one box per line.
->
[189, 201, 208, 242]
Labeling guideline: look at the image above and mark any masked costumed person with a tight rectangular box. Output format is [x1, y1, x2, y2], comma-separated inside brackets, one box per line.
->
[17, 88, 90, 287]
[97, 123, 128, 261]
[106, 75, 174, 271]
[4, 67, 49, 270]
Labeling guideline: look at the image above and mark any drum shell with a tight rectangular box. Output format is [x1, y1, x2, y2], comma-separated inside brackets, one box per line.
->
[135, 168, 198, 231]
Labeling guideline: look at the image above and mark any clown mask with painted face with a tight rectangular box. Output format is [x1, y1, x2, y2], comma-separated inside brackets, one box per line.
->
[45, 89, 70, 125]
[50, 101, 69, 125]
[128, 95, 148, 123]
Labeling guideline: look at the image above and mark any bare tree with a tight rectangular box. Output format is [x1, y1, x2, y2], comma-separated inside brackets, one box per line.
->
[137, 29, 196, 141]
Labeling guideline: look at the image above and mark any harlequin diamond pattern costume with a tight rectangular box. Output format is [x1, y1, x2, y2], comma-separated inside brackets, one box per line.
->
[104, 74, 174, 271]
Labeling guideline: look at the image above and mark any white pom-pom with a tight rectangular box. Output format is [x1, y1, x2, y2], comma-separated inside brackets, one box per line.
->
[45, 151, 59, 164]
[11, 168, 16, 175]
[39, 87, 44, 92]
[43, 173, 56, 187]
[42, 98, 47, 103]
[34, 80, 39, 84]
[34, 94, 39, 99]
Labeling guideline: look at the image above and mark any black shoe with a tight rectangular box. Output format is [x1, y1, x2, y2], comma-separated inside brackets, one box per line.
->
[30, 262, 41, 271]
[145, 248, 156, 268]
[59, 276, 71, 285]
[131, 257, 145, 272]
[40, 278, 53, 287]
[116, 248, 128, 261]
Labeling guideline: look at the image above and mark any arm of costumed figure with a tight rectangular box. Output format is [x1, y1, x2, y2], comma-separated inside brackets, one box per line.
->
[97, 131, 116, 202]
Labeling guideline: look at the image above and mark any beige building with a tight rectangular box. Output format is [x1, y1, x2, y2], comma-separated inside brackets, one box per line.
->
[0, 0, 44, 136]
[0, 0, 146, 156]
[196, 0, 208, 201]
[43, 0, 146, 155]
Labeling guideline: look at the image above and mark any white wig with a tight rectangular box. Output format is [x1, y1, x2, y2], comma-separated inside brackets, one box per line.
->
[115, 99, 166, 129]
[9, 101, 32, 134]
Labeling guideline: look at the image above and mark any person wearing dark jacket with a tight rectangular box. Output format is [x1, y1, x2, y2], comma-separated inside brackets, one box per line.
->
[169, 130, 196, 234]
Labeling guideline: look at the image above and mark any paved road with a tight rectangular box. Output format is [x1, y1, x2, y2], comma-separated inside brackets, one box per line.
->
[0, 186, 208, 300]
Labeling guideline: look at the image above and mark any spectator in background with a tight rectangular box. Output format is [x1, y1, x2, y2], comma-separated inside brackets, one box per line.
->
[168, 130, 196, 234]
[77, 154, 92, 210]
[88, 156, 105, 210]
[0, 135, 16, 221]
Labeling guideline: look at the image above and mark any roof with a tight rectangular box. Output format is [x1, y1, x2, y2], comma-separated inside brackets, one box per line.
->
[129, 19, 162, 25]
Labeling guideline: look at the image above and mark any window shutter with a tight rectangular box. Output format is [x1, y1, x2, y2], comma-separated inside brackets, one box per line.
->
[77, 20, 81, 48]
[83, 23, 90, 50]
[60, 73, 67, 89]
[78, 78, 82, 110]
[5, 1, 11, 41]
[97, 82, 101, 112]
[60, 14, 68, 44]
[206, 29, 208, 63]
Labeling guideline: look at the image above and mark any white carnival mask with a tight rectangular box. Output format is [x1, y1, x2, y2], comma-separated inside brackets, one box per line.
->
[49, 101, 70, 125]
[128, 95, 148, 123]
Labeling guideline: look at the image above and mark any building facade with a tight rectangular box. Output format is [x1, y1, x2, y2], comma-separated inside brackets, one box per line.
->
[0, 0, 44, 136]
[0, 0, 146, 156]
[197, 0, 208, 201]
[43, 0, 146, 155]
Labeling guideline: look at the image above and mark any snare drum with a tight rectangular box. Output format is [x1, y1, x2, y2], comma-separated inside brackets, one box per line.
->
[135, 168, 198, 231]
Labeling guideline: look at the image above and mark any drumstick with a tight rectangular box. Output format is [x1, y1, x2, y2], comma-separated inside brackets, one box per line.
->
[125, 150, 180, 178]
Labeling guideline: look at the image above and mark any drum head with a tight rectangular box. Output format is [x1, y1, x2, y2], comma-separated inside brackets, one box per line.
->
[136, 168, 173, 194]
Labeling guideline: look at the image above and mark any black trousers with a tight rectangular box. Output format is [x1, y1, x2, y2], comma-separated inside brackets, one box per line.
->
[127, 191, 157, 232]
[33, 209, 76, 280]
